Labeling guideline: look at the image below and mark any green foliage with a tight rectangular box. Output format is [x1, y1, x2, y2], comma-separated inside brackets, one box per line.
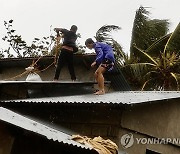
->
[95, 25, 127, 65]
[130, 6, 169, 61]
[1, 20, 56, 58]
[1, 20, 85, 58]
[164, 22, 180, 54]
[125, 23, 180, 91]
[95, 25, 121, 43]
[112, 39, 129, 66]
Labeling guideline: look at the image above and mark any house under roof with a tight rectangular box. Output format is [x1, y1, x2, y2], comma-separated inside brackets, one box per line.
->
[0, 55, 131, 100]
[0, 107, 97, 153]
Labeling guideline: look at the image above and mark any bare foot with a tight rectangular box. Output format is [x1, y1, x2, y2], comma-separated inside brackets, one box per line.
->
[53, 79, 58, 82]
[94, 90, 105, 95]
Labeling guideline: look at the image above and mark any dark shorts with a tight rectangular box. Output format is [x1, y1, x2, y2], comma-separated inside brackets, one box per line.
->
[101, 59, 114, 71]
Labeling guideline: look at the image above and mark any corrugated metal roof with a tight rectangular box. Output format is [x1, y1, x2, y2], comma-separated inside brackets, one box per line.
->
[105, 62, 131, 91]
[0, 80, 110, 85]
[4, 91, 180, 104]
[0, 107, 93, 150]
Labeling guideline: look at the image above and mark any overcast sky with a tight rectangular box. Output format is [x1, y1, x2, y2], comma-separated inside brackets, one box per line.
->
[0, 0, 179, 54]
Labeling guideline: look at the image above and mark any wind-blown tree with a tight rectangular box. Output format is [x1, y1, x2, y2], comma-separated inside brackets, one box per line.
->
[112, 39, 129, 66]
[95, 25, 129, 65]
[1, 20, 85, 58]
[95, 25, 121, 43]
[130, 6, 169, 62]
[2, 20, 55, 58]
[124, 23, 180, 90]
[120, 6, 172, 90]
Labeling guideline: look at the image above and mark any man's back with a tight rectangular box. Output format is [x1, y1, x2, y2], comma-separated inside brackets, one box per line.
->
[61, 29, 77, 47]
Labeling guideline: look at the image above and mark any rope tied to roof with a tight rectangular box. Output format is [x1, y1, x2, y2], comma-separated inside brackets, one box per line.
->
[71, 135, 118, 154]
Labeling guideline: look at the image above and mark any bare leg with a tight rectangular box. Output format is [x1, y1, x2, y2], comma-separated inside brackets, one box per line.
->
[94, 66, 106, 95]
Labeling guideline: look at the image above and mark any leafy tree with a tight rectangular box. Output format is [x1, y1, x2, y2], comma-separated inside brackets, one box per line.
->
[124, 23, 180, 90]
[95, 25, 128, 65]
[95, 25, 121, 43]
[2, 20, 56, 58]
[112, 39, 129, 66]
[130, 6, 169, 62]
[1, 20, 85, 58]
[117, 6, 173, 90]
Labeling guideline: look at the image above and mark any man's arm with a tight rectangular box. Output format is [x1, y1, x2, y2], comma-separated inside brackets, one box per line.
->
[54, 28, 69, 33]
[54, 28, 62, 32]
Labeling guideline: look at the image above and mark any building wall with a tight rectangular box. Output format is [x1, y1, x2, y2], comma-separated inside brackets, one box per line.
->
[7, 105, 123, 147]
[0, 123, 14, 154]
[0, 56, 95, 81]
[0, 66, 112, 100]
[0, 62, 95, 81]
[3, 98, 180, 154]
[0, 122, 96, 154]
[118, 129, 180, 154]
[0, 56, 97, 99]
[5, 99, 180, 154]
[0, 56, 113, 99]
[120, 99, 180, 154]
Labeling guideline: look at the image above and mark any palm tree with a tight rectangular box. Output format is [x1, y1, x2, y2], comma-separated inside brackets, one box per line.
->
[130, 6, 169, 62]
[95, 25, 129, 65]
[124, 23, 180, 90]
[119, 6, 173, 90]
[95, 25, 121, 43]
[112, 39, 129, 66]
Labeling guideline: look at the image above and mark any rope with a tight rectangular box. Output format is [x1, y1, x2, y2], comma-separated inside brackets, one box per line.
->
[3, 70, 29, 81]
[36, 61, 55, 73]
[2, 32, 61, 81]
[54, 32, 62, 66]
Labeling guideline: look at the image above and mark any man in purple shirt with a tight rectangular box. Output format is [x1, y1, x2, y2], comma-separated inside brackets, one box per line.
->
[85, 38, 115, 95]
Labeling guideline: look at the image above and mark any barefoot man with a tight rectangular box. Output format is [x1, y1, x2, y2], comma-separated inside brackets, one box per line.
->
[85, 38, 115, 95]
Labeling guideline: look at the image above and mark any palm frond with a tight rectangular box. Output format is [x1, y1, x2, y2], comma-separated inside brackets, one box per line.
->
[95, 25, 121, 42]
[134, 46, 158, 65]
[141, 78, 154, 90]
[170, 72, 179, 90]
[122, 62, 156, 81]
[145, 33, 171, 56]
[164, 22, 180, 55]
[112, 39, 128, 66]
[130, 6, 169, 60]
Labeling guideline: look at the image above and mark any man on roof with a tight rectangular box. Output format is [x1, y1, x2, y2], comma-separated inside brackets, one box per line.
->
[53, 25, 78, 81]
[85, 38, 115, 95]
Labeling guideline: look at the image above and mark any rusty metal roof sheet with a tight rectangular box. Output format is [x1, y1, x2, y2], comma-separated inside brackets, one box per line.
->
[0, 107, 93, 150]
[4, 91, 180, 104]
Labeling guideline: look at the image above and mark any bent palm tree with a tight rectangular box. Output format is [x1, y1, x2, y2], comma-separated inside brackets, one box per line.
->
[130, 6, 169, 62]
[124, 23, 180, 90]
[95, 25, 121, 43]
[95, 25, 128, 65]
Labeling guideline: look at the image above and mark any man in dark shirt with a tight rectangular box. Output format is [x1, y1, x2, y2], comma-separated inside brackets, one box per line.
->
[53, 25, 78, 81]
